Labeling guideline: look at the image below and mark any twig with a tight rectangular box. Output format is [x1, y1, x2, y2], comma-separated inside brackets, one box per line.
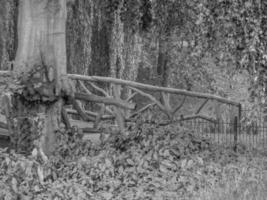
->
[126, 91, 138, 102]
[78, 80, 92, 94]
[129, 87, 167, 115]
[88, 82, 110, 97]
[172, 96, 186, 115]
[195, 98, 209, 115]
[78, 80, 114, 115]
[129, 103, 156, 118]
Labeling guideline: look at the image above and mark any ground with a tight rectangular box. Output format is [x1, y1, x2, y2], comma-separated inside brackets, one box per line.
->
[0, 123, 266, 200]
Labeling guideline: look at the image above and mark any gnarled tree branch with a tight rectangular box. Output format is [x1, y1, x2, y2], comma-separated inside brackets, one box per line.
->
[129, 103, 156, 118]
[68, 74, 240, 106]
[172, 96, 186, 115]
[75, 92, 136, 110]
[195, 98, 209, 115]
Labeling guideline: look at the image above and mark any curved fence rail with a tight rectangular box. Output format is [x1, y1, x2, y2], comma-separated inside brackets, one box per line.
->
[66, 74, 242, 131]
[4, 71, 266, 150]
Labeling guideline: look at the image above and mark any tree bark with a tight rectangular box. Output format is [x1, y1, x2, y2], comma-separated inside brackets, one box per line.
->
[0, 0, 18, 70]
[157, 33, 170, 87]
[11, 0, 67, 155]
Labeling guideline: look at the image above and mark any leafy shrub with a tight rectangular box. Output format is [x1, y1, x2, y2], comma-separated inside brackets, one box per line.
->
[0, 124, 266, 200]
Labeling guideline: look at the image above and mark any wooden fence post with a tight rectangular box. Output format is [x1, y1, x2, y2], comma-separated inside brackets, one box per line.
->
[234, 116, 238, 152]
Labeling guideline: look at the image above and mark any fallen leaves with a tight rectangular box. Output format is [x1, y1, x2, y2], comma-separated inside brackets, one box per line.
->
[0, 124, 266, 199]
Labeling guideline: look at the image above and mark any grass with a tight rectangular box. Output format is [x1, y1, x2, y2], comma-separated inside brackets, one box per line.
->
[193, 158, 267, 200]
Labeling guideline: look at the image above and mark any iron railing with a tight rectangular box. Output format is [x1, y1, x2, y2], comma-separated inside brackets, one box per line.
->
[182, 117, 267, 150]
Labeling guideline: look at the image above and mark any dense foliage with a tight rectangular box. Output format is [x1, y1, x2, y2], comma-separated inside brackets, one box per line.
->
[0, 125, 266, 200]
[0, 2, 267, 198]
[1, 0, 267, 112]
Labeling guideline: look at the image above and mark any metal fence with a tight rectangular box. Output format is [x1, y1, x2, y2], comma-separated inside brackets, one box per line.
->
[181, 117, 267, 150]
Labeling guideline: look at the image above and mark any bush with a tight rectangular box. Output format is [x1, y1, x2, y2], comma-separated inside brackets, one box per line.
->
[0, 124, 266, 200]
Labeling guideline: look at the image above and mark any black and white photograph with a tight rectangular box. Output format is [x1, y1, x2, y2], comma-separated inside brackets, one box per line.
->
[0, 0, 266, 199]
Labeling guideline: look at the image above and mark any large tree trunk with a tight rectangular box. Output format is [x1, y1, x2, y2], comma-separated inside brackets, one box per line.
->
[66, 0, 93, 75]
[0, 0, 18, 70]
[66, 1, 111, 77]
[11, 0, 67, 155]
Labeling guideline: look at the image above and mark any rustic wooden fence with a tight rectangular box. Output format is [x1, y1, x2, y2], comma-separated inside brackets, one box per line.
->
[66, 74, 242, 132]
[0, 71, 247, 149]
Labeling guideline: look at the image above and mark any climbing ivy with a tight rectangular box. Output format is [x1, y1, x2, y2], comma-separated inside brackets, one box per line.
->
[1, 0, 267, 108]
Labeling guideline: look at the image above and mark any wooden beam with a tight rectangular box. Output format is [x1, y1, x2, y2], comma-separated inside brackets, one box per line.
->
[68, 74, 240, 106]
[133, 114, 217, 126]
[66, 108, 114, 120]
[0, 71, 241, 107]
[75, 92, 136, 110]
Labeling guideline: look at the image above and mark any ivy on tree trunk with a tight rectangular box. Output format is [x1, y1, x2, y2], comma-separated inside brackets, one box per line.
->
[10, 0, 67, 155]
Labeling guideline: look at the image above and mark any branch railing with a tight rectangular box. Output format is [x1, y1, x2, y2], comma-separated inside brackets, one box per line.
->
[0, 71, 242, 134]
[67, 74, 242, 131]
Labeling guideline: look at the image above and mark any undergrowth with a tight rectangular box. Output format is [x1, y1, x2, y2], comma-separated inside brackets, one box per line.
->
[0, 124, 266, 200]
